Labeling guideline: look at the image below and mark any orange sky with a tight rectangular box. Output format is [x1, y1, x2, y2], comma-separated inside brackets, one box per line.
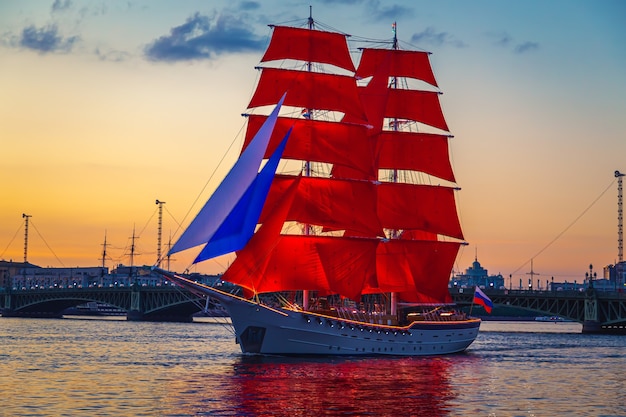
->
[1, 0, 625, 283]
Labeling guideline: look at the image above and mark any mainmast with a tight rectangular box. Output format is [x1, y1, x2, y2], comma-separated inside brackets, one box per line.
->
[389, 22, 399, 316]
[302, 6, 314, 311]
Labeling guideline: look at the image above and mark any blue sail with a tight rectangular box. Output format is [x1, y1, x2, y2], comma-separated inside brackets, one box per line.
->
[193, 129, 291, 263]
[169, 94, 287, 256]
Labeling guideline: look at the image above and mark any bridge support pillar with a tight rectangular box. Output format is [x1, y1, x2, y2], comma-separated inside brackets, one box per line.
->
[582, 320, 602, 333]
[127, 283, 143, 321]
[1, 290, 13, 317]
[582, 288, 601, 334]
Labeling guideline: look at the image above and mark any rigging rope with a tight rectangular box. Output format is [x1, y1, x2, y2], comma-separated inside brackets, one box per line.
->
[171, 281, 235, 335]
[509, 178, 617, 277]
[30, 220, 66, 267]
[0, 221, 23, 259]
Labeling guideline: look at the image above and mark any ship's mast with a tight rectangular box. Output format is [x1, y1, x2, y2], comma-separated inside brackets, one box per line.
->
[100, 231, 109, 285]
[129, 226, 138, 285]
[389, 22, 399, 316]
[302, 6, 314, 311]
[22, 213, 31, 263]
[526, 258, 540, 290]
[616, 170, 625, 262]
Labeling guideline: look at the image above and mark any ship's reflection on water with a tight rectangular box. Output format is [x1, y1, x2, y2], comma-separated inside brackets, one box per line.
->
[166, 354, 471, 416]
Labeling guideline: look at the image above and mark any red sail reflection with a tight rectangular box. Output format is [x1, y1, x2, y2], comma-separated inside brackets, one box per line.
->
[228, 356, 456, 416]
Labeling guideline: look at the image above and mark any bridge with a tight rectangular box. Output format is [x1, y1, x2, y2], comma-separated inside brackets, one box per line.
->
[0, 284, 218, 322]
[451, 287, 626, 334]
[1, 285, 625, 333]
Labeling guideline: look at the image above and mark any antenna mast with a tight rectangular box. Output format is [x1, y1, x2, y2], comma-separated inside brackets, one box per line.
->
[22, 213, 31, 263]
[155, 200, 166, 267]
[616, 171, 625, 262]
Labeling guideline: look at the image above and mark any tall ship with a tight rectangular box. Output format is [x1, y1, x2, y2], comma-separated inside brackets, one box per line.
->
[157, 10, 481, 355]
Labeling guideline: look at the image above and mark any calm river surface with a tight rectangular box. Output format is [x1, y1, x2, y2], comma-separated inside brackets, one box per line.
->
[0, 317, 624, 416]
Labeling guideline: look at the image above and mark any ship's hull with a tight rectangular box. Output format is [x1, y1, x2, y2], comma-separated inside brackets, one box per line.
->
[161, 271, 481, 356]
[226, 298, 480, 356]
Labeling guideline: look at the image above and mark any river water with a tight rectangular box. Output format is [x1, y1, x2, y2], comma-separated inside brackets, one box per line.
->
[0, 317, 623, 416]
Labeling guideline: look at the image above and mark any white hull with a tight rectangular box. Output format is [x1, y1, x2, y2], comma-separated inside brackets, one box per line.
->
[164, 272, 481, 356]
[227, 298, 480, 356]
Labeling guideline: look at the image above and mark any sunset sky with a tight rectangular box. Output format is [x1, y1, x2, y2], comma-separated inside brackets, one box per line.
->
[1, 0, 625, 286]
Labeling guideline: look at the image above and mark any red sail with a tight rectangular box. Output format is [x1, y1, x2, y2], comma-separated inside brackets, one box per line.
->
[243, 115, 375, 175]
[248, 68, 367, 122]
[261, 26, 356, 73]
[259, 175, 461, 239]
[377, 182, 464, 240]
[385, 89, 449, 131]
[356, 48, 438, 87]
[227, 235, 457, 302]
[312, 236, 378, 300]
[226, 235, 379, 299]
[222, 177, 303, 294]
[373, 240, 459, 303]
[400, 229, 438, 241]
[260, 175, 384, 237]
[377, 131, 455, 182]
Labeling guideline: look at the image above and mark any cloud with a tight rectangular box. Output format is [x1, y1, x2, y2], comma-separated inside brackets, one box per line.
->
[489, 31, 539, 54]
[411, 27, 467, 48]
[367, 3, 414, 21]
[514, 41, 539, 54]
[17, 24, 79, 53]
[144, 12, 265, 62]
[95, 47, 131, 62]
[51, 0, 73, 13]
[316, 0, 365, 4]
[239, 1, 261, 10]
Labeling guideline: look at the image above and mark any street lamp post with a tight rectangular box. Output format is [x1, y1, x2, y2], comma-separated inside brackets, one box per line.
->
[585, 264, 597, 289]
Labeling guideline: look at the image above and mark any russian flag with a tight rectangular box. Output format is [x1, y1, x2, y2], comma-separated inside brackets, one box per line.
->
[473, 286, 493, 314]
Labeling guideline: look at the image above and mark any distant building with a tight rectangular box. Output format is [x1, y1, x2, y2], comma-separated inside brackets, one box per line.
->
[545, 262, 626, 292]
[451, 256, 504, 289]
[2, 261, 222, 289]
[603, 261, 626, 291]
[0, 261, 40, 289]
[9, 263, 106, 289]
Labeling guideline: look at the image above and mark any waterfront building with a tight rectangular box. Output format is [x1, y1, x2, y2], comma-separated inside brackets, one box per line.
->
[451, 256, 505, 289]
[9, 263, 106, 289]
[603, 261, 626, 291]
[1, 260, 222, 289]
